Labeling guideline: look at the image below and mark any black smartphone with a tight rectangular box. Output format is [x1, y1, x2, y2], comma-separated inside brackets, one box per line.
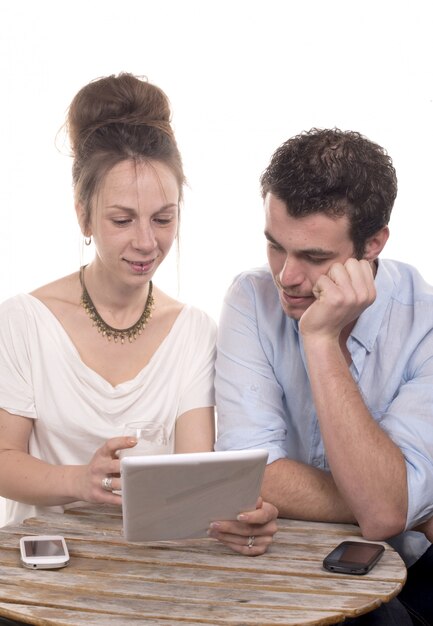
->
[323, 540, 385, 575]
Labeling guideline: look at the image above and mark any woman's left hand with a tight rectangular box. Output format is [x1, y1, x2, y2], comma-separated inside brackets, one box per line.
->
[207, 497, 278, 555]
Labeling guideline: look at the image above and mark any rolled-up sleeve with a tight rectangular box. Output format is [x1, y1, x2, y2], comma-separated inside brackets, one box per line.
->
[177, 310, 217, 417]
[378, 339, 433, 529]
[215, 274, 289, 463]
[0, 298, 37, 419]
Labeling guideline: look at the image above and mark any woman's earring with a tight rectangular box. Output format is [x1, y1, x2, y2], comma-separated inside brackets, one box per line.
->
[84, 236, 92, 246]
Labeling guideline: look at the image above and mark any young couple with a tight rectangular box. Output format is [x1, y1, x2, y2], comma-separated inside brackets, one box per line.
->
[0, 73, 431, 623]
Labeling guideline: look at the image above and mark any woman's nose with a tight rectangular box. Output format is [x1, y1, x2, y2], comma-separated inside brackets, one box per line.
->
[132, 222, 157, 251]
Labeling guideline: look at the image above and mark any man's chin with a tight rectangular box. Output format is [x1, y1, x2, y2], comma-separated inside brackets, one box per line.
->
[280, 301, 305, 321]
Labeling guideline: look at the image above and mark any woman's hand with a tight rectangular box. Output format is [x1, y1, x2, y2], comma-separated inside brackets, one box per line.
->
[77, 436, 137, 505]
[207, 497, 278, 556]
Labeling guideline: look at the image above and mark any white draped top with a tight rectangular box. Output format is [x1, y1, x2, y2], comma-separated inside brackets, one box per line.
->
[0, 294, 216, 525]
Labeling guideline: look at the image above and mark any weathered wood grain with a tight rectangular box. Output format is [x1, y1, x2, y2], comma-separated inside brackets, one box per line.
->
[0, 507, 406, 625]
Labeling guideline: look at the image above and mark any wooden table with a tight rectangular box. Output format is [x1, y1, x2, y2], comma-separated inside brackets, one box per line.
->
[0, 505, 406, 625]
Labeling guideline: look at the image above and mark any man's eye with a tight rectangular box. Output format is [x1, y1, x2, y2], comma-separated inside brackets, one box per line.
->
[267, 242, 284, 252]
[306, 256, 329, 264]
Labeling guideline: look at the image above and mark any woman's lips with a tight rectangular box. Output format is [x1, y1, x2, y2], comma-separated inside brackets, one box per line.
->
[126, 259, 155, 273]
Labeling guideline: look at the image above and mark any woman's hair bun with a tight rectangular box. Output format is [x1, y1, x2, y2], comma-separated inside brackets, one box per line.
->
[67, 72, 185, 227]
[68, 72, 173, 153]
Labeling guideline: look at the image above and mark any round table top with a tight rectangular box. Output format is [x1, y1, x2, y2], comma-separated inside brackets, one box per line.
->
[0, 505, 407, 625]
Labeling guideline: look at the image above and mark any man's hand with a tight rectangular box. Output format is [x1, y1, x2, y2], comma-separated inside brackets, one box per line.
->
[299, 258, 376, 340]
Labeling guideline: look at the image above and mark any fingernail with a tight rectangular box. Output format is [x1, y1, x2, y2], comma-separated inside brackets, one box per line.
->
[127, 438, 137, 446]
[237, 514, 248, 521]
[210, 522, 221, 529]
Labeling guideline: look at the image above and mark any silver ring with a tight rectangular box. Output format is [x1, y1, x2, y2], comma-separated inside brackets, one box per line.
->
[247, 535, 255, 549]
[101, 476, 113, 491]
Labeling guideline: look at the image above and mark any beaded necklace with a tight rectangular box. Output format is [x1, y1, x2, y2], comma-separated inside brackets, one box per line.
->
[79, 265, 154, 344]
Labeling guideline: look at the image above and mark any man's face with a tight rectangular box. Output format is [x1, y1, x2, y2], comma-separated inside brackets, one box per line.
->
[264, 193, 355, 320]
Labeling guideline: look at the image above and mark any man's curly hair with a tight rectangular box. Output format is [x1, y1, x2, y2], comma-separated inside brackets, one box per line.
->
[260, 128, 397, 258]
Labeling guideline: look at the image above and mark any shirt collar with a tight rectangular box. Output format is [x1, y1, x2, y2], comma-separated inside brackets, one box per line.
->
[349, 259, 396, 352]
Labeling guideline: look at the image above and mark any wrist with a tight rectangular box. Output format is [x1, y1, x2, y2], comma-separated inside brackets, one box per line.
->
[302, 333, 350, 377]
[60, 465, 85, 501]
[301, 331, 340, 353]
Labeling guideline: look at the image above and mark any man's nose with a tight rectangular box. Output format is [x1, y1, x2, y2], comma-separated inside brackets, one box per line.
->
[279, 256, 304, 288]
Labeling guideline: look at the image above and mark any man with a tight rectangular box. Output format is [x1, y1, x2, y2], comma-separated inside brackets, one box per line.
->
[215, 128, 433, 624]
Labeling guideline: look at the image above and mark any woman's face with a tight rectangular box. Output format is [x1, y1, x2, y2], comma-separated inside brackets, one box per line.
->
[79, 159, 179, 286]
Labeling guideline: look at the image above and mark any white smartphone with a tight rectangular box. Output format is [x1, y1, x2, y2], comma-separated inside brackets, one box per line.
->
[19, 535, 69, 569]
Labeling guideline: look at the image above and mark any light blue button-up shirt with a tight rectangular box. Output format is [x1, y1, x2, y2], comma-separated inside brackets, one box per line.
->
[215, 259, 433, 565]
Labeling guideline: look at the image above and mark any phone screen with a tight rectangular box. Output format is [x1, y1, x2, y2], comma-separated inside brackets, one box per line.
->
[337, 542, 383, 564]
[323, 541, 385, 574]
[22, 538, 67, 558]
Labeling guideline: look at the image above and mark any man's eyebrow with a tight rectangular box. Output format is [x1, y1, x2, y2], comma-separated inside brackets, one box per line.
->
[300, 247, 336, 257]
[264, 230, 336, 256]
[264, 230, 281, 245]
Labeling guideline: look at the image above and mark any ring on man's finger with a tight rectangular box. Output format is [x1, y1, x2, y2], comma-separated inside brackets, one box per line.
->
[101, 476, 113, 491]
[247, 535, 255, 548]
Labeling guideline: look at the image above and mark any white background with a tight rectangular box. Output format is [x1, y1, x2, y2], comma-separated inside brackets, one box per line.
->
[0, 0, 432, 323]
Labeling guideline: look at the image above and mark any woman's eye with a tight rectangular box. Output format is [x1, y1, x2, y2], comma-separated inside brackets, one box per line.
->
[154, 217, 174, 226]
[112, 219, 131, 226]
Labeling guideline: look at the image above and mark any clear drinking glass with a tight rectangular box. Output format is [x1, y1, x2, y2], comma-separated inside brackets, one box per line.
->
[119, 421, 170, 458]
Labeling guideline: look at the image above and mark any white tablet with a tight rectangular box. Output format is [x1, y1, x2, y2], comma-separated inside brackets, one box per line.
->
[120, 448, 268, 542]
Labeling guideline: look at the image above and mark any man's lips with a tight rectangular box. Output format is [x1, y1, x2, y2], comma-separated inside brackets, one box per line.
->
[281, 291, 314, 303]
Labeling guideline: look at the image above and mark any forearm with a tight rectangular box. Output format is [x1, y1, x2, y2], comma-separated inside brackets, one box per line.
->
[304, 336, 407, 538]
[415, 517, 433, 543]
[0, 450, 82, 507]
[261, 458, 356, 523]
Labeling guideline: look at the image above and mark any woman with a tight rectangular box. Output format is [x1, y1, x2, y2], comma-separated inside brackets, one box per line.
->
[0, 73, 277, 555]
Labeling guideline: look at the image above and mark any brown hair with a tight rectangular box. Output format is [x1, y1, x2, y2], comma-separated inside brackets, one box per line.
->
[67, 72, 185, 232]
[260, 128, 397, 258]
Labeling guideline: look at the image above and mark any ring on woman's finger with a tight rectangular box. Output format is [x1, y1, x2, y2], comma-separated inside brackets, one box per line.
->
[247, 535, 255, 549]
[101, 476, 113, 492]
